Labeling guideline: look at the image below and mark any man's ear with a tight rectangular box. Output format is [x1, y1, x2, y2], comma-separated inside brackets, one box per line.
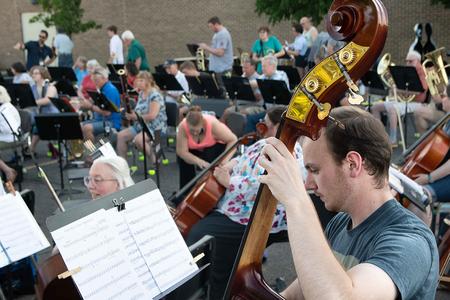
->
[346, 151, 363, 177]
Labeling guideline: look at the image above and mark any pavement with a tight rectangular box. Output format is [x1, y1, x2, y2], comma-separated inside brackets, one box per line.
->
[1, 115, 449, 299]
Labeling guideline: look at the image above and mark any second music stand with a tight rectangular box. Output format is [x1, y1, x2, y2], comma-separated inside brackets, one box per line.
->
[34, 113, 83, 196]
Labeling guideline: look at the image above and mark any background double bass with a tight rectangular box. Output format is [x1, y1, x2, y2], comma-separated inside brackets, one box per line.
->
[224, 0, 388, 299]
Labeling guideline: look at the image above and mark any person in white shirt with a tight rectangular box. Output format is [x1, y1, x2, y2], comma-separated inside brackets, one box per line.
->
[285, 23, 308, 79]
[163, 59, 189, 103]
[10, 62, 33, 84]
[53, 28, 74, 67]
[0, 85, 21, 144]
[107, 25, 124, 65]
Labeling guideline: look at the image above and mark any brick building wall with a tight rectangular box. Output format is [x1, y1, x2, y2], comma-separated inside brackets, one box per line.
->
[0, 0, 449, 70]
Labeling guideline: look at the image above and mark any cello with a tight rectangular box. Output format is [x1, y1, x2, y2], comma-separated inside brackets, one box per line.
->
[172, 125, 267, 237]
[33, 167, 80, 300]
[224, 0, 388, 298]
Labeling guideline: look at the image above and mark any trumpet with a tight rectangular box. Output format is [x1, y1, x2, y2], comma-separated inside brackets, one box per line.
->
[422, 47, 450, 97]
[196, 47, 206, 71]
[377, 53, 415, 102]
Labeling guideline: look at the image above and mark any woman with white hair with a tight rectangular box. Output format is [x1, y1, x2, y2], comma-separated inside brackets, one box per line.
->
[84, 155, 134, 200]
[0, 85, 21, 144]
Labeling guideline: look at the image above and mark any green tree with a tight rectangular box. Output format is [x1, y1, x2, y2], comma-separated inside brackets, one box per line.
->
[255, 0, 332, 25]
[30, 0, 101, 36]
[255, 0, 450, 25]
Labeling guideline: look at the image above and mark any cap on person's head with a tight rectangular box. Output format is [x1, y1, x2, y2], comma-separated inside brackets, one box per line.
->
[163, 59, 177, 68]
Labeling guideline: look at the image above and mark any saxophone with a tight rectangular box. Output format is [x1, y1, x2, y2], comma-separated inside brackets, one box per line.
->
[196, 48, 206, 71]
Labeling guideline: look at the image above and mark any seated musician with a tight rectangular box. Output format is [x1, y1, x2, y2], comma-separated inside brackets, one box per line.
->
[180, 60, 209, 78]
[28, 66, 59, 155]
[72, 56, 88, 87]
[0, 85, 21, 144]
[77, 59, 99, 100]
[80, 66, 122, 142]
[253, 55, 290, 94]
[186, 105, 305, 300]
[414, 87, 450, 205]
[125, 61, 139, 89]
[176, 105, 237, 191]
[163, 59, 189, 103]
[84, 155, 134, 200]
[259, 106, 438, 299]
[10, 62, 33, 84]
[371, 50, 428, 145]
[116, 71, 167, 159]
[0, 159, 17, 196]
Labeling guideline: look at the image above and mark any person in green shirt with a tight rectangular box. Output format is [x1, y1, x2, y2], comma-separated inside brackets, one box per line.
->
[251, 26, 285, 73]
[121, 30, 150, 71]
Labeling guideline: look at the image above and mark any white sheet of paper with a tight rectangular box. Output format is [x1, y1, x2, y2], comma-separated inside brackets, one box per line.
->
[105, 208, 160, 297]
[0, 192, 50, 268]
[99, 142, 117, 158]
[51, 209, 150, 300]
[122, 189, 198, 293]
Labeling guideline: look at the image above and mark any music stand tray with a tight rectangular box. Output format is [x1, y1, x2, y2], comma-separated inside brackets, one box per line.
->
[47, 67, 77, 82]
[49, 97, 76, 113]
[4, 83, 36, 108]
[223, 76, 256, 102]
[257, 79, 292, 105]
[361, 70, 387, 96]
[153, 73, 184, 91]
[389, 66, 424, 93]
[87, 90, 120, 113]
[35, 113, 83, 195]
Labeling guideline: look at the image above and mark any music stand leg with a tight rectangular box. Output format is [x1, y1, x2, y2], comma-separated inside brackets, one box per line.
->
[143, 131, 148, 180]
[403, 101, 408, 149]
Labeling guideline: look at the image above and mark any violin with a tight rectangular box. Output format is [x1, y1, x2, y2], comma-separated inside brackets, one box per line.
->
[172, 131, 260, 237]
[224, 0, 388, 298]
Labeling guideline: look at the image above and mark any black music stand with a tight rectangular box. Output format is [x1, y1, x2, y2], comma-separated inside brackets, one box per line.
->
[135, 112, 167, 186]
[360, 70, 387, 112]
[185, 74, 222, 98]
[48, 67, 78, 96]
[186, 43, 199, 56]
[222, 76, 256, 102]
[278, 66, 301, 90]
[35, 113, 83, 196]
[107, 63, 125, 82]
[257, 79, 292, 105]
[153, 73, 184, 91]
[4, 83, 36, 108]
[389, 65, 424, 147]
[49, 97, 76, 113]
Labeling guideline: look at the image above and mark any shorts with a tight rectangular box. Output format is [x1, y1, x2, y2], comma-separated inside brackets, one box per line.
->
[82, 119, 113, 135]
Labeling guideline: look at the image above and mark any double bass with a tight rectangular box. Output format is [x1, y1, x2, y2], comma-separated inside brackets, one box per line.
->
[224, 0, 388, 298]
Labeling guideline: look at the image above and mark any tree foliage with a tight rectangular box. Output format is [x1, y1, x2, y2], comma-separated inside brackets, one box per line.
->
[255, 0, 450, 25]
[255, 0, 332, 25]
[431, 0, 450, 8]
[30, 0, 101, 36]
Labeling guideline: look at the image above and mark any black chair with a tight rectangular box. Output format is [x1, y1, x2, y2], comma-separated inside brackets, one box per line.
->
[225, 111, 247, 138]
[165, 101, 179, 147]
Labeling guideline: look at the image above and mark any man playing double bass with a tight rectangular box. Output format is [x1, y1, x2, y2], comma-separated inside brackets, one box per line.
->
[259, 106, 438, 299]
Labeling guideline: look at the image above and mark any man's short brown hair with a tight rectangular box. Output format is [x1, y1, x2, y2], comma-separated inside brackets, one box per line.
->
[180, 61, 197, 72]
[208, 16, 221, 25]
[324, 106, 391, 188]
[107, 25, 118, 34]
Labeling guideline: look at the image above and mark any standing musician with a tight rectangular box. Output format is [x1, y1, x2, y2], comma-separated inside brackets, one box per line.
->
[80, 66, 122, 142]
[116, 71, 167, 159]
[251, 26, 285, 74]
[259, 106, 438, 299]
[186, 106, 305, 300]
[176, 105, 236, 191]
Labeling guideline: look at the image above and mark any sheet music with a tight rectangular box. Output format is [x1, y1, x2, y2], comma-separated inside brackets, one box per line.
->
[0, 192, 50, 268]
[99, 142, 117, 158]
[51, 209, 150, 300]
[105, 209, 160, 297]
[122, 189, 198, 293]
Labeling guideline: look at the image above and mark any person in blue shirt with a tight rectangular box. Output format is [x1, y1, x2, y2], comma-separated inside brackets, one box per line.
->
[80, 66, 121, 142]
[251, 26, 285, 73]
[14, 30, 56, 70]
[73, 56, 89, 87]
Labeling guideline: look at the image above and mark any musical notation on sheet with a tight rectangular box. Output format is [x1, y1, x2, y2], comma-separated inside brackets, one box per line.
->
[51, 209, 149, 300]
[0, 192, 50, 268]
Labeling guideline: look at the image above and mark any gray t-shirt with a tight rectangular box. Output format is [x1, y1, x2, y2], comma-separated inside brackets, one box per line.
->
[325, 200, 438, 300]
[209, 27, 233, 73]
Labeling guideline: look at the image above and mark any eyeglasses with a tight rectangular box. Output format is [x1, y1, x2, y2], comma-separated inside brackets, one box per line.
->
[39, 35, 46, 39]
[84, 175, 117, 187]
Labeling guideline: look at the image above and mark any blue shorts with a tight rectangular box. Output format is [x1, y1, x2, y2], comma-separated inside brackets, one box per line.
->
[82, 119, 113, 136]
